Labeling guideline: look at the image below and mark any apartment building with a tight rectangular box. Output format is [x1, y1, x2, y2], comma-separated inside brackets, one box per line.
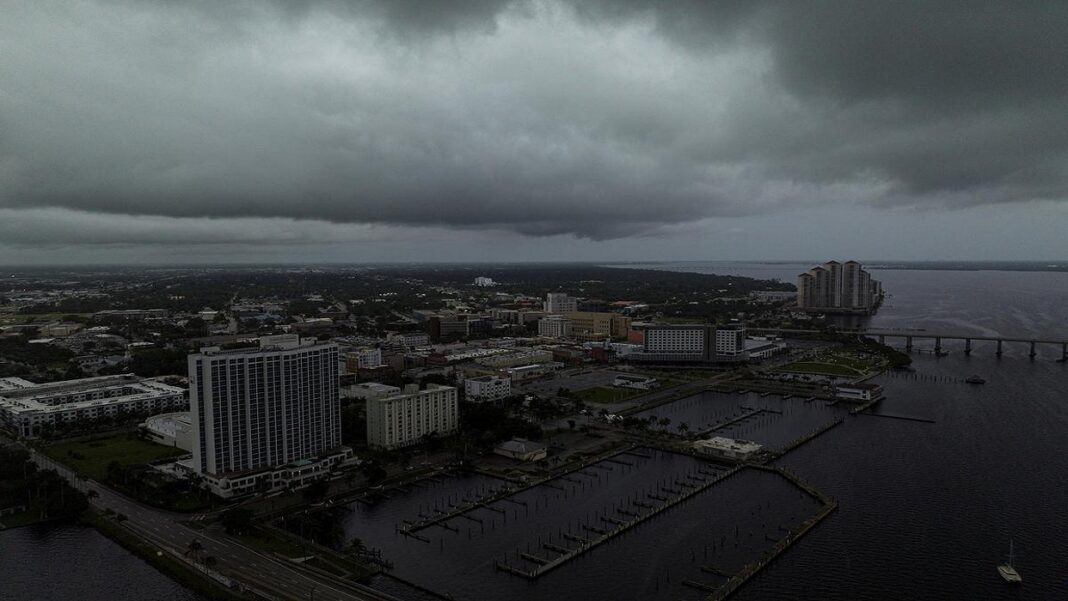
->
[0, 374, 186, 438]
[365, 383, 459, 450]
[797, 260, 881, 314]
[187, 335, 342, 477]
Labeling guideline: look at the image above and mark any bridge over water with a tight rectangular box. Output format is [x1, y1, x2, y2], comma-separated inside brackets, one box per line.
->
[749, 328, 1068, 360]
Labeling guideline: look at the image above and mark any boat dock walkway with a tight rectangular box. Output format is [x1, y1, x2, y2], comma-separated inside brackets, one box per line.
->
[702, 465, 838, 601]
[775, 418, 844, 457]
[495, 466, 745, 579]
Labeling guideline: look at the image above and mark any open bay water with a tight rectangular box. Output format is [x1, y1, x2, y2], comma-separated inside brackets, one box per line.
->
[0, 525, 206, 601]
[4, 263, 1067, 600]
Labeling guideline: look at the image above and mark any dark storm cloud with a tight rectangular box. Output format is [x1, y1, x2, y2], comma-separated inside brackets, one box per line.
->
[0, 0, 1066, 247]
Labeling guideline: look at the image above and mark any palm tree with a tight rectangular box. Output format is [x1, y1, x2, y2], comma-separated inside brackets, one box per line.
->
[347, 537, 366, 557]
[185, 538, 204, 563]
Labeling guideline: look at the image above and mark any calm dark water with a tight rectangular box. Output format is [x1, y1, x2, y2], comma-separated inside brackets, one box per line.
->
[347, 453, 820, 601]
[0, 525, 205, 601]
[5, 264, 1067, 600]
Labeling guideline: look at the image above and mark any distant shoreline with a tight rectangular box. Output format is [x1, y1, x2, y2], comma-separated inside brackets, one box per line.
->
[605, 261, 1068, 273]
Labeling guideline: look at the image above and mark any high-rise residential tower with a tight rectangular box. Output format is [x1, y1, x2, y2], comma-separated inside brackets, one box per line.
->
[797, 261, 882, 313]
[188, 335, 341, 478]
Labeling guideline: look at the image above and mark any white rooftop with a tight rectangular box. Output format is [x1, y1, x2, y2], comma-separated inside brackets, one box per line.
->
[0, 374, 185, 417]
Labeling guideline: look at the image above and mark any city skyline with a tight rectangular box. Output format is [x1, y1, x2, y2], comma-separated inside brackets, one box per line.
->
[2, 2, 1067, 264]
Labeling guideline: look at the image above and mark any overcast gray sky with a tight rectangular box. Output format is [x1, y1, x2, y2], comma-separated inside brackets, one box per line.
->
[2, 1, 1067, 264]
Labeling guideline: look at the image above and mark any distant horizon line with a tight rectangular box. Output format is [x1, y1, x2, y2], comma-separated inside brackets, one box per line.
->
[2, 259, 1067, 270]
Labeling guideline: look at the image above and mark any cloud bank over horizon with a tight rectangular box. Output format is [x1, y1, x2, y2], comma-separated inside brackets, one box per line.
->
[2, 1, 1066, 262]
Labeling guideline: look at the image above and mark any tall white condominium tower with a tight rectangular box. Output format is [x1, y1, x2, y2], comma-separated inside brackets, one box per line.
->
[188, 335, 340, 476]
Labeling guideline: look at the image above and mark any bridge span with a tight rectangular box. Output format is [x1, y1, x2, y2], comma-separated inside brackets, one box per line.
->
[749, 328, 1068, 360]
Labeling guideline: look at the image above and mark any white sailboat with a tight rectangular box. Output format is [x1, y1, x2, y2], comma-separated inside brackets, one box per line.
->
[997, 539, 1022, 584]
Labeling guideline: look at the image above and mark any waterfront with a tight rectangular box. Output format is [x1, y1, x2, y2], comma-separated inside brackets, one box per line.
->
[344, 453, 821, 601]
[0, 525, 206, 601]
[3, 264, 1067, 600]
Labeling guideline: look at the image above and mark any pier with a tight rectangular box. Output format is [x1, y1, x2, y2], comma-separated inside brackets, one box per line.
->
[774, 418, 844, 456]
[495, 466, 744, 579]
[697, 407, 776, 437]
[705, 466, 838, 601]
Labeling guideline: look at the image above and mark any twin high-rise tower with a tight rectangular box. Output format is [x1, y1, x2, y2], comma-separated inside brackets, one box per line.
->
[796, 260, 882, 314]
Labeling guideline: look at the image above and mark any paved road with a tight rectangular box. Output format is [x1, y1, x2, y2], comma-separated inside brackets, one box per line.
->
[27, 449, 397, 601]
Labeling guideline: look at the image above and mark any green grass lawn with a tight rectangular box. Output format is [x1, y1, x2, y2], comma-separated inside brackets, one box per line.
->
[575, 386, 641, 404]
[44, 433, 187, 481]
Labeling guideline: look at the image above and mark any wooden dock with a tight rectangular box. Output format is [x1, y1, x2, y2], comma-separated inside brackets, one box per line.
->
[705, 465, 837, 601]
[495, 466, 744, 579]
[776, 418, 844, 456]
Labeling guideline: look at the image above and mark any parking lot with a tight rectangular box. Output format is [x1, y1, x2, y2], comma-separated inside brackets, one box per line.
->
[516, 366, 630, 397]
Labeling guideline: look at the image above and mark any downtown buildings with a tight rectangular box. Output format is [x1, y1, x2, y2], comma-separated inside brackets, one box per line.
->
[796, 261, 882, 314]
[185, 334, 353, 498]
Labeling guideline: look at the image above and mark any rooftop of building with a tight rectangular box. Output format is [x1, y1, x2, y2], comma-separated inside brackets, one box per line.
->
[196, 334, 335, 355]
[0, 374, 185, 417]
[467, 375, 508, 383]
[696, 436, 763, 453]
[495, 438, 546, 453]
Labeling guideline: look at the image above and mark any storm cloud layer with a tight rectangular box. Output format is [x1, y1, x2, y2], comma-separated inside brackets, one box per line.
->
[1, 1, 1067, 257]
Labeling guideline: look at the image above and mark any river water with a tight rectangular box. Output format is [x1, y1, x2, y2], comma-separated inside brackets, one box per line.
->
[4, 263, 1067, 600]
[0, 525, 205, 601]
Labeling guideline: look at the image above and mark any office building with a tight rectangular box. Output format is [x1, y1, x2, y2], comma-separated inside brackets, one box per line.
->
[345, 347, 383, 372]
[538, 316, 573, 338]
[429, 314, 470, 339]
[187, 335, 343, 480]
[464, 375, 512, 403]
[544, 293, 578, 314]
[797, 260, 881, 314]
[0, 374, 186, 438]
[473, 277, 497, 287]
[563, 311, 631, 341]
[365, 383, 459, 450]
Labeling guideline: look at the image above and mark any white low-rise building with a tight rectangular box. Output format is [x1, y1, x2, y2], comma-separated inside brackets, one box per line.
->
[506, 363, 555, 383]
[365, 383, 459, 450]
[171, 448, 356, 499]
[693, 436, 763, 461]
[464, 375, 512, 403]
[835, 383, 882, 402]
[141, 411, 193, 451]
[0, 374, 186, 438]
[745, 337, 787, 360]
[476, 349, 554, 368]
[494, 438, 547, 461]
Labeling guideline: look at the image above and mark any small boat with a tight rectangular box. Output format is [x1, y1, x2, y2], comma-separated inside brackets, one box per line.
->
[997, 539, 1022, 584]
[965, 375, 986, 384]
